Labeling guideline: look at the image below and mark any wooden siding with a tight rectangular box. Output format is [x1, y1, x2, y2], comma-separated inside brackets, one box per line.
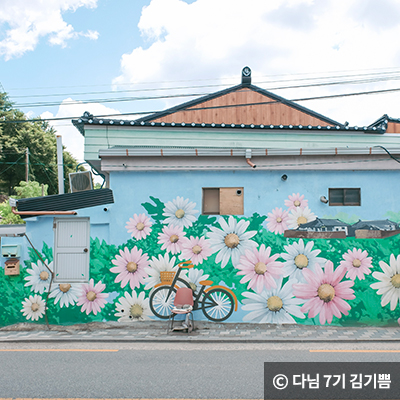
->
[387, 122, 400, 133]
[151, 88, 333, 126]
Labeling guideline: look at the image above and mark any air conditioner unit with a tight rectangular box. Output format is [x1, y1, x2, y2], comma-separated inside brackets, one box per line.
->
[69, 171, 93, 193]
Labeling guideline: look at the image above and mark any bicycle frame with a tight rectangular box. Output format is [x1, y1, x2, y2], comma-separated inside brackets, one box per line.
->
[154, 260, 238, 311]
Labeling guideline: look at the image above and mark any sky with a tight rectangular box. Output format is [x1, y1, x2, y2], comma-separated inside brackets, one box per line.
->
[2, 0, 400, 164]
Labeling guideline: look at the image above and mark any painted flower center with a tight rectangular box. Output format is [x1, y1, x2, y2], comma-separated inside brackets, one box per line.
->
[39, 271, 49, 281]
[276, 217, 282, 223]
[31, 303, 40, 312]
[189, 282, 197, 292]
[294, 254, 309, 269]
[267, 296, 283, 312]
[297, 216, 308, 225]
[86, 291, 97, 302]
[294, 200, 301, 207]
[130, 304, 143, 318]
[192, 245, 202, 254]
[136, 222, 145, 231]
[175, 209, 185, 219]
[170, 234, 179, 243]
[352, 259, 362, 268]
[391, 274, 400, 288]
[254, 262, 267, 275]
[224, 233, 240, 248]
[126, 262, 138, 272]
[318, 284, 335, 302]
[59, 283, 71, 293]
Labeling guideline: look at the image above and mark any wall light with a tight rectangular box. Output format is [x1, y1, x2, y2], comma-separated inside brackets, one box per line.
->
[281, 174, 288, 181]
[320, 196, 329, 204]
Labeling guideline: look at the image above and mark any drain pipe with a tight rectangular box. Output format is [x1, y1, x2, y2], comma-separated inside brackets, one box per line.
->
[11, 207, 77, 216]
[245, 149, 256, 168]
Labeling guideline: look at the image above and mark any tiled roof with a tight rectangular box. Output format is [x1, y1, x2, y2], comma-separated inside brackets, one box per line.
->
[72, 112, 384, 135]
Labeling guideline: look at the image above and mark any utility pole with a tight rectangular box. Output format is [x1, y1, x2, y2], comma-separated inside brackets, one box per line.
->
[56, 136, 64, 194]
[25, 147, 29, 182]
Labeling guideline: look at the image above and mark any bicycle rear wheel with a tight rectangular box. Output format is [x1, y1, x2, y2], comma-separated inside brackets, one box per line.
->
[202, 288, 234, 322]
[149, 286, 177, 319]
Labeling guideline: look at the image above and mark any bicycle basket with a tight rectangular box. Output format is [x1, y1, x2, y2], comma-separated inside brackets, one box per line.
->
[160, 271, 175, 284]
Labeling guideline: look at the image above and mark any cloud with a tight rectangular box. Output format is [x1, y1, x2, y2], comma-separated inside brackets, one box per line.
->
[0, 0, 99, 60]
[112, 0, 400, 125]
[40, 99, 120, 164]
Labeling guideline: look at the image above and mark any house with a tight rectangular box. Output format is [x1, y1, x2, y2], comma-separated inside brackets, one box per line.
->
[2, 67, 400, 327]
[288, 218, 351, 238]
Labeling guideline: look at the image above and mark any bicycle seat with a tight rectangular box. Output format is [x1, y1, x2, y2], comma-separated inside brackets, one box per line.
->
[199, 280, 213, 286]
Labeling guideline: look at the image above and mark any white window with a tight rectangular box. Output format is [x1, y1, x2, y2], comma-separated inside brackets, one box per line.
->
[53, 217, 90, 283]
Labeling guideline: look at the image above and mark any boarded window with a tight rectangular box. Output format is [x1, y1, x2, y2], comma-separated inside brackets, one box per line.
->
[329, 188, 361, 206]
[53, 217, 90, 283]
[202, 187, 244, 215]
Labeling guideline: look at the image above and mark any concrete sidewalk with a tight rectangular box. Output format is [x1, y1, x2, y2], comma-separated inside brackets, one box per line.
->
[0, 321, 399, 342]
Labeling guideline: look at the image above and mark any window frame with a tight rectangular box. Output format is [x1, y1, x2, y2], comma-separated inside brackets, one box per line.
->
[328, 188, 361, 206]
[202, 187, 244, 215]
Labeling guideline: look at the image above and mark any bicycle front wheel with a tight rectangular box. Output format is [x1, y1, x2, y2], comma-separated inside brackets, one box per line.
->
[202, 288, 234, 322]
[149, 286, 177, 319]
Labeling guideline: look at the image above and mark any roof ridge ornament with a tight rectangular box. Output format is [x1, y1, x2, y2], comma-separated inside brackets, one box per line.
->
[242, 66, 251, 85]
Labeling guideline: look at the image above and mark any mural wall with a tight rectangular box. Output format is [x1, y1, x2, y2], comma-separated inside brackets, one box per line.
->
[1, 191, 400, 327]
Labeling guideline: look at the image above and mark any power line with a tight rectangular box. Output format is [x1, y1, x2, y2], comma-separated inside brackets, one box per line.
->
[1, 85, 400, 124]
[8, 70, 400, 100]
[6, 65, 400, 92]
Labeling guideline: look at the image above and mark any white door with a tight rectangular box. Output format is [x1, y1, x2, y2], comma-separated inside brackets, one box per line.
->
[53, 217, 90, 283]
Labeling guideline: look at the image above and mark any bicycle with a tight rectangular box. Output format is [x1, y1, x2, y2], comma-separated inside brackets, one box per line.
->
[149, 260, 238, 322]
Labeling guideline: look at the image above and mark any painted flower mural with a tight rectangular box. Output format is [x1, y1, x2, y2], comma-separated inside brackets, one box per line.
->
[115, 290, 152, 322]
[184, 268, 210, 293]
[284, 193, 308, 211]
[77, 279, 108, 315]
[49, 283, 82, 308]
[180, 236, 213, 265]
[370, 254, 400, 311]
[208, 216, 257, 268]
[163, 196, 198, 228]
[125, 213, 152, 240]
[266, 207, 289, 235]
[158, 225, 186, 254]
[21, 294, 46, 321]
[293, 261, 355, 325]
[111, 246, 149, 290]
[143, 253, 182, 290]
[281, 239, 325, 283]
[242, 278, 305, 323]
[3, 192, 400, 328]
[339, 248, 372, 281]
[287, 206, 316, 229]
[236, 244, 283, 293]
[24, 259, 52, 294]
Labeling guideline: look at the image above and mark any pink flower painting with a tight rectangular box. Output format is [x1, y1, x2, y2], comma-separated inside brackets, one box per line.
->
[111, 246, 149, 289]
[339, 248, 372, 281]
[125, 213, 152, 240]
[293, 261, 355, 325]
[284, 193, 308, 211]
[158, 224, 186, 254]
[77, 279, 108, 315]
[266, 207, 289, 235]
[180, 236, 213, 265]
[236, 244, 284, 293]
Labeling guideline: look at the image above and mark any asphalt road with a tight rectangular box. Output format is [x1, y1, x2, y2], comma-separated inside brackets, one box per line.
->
[0, 342, 399, 399]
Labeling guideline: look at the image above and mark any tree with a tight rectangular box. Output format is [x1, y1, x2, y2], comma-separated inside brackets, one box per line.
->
[0, 92, 84, 195]
[0, 181, 49, 224]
